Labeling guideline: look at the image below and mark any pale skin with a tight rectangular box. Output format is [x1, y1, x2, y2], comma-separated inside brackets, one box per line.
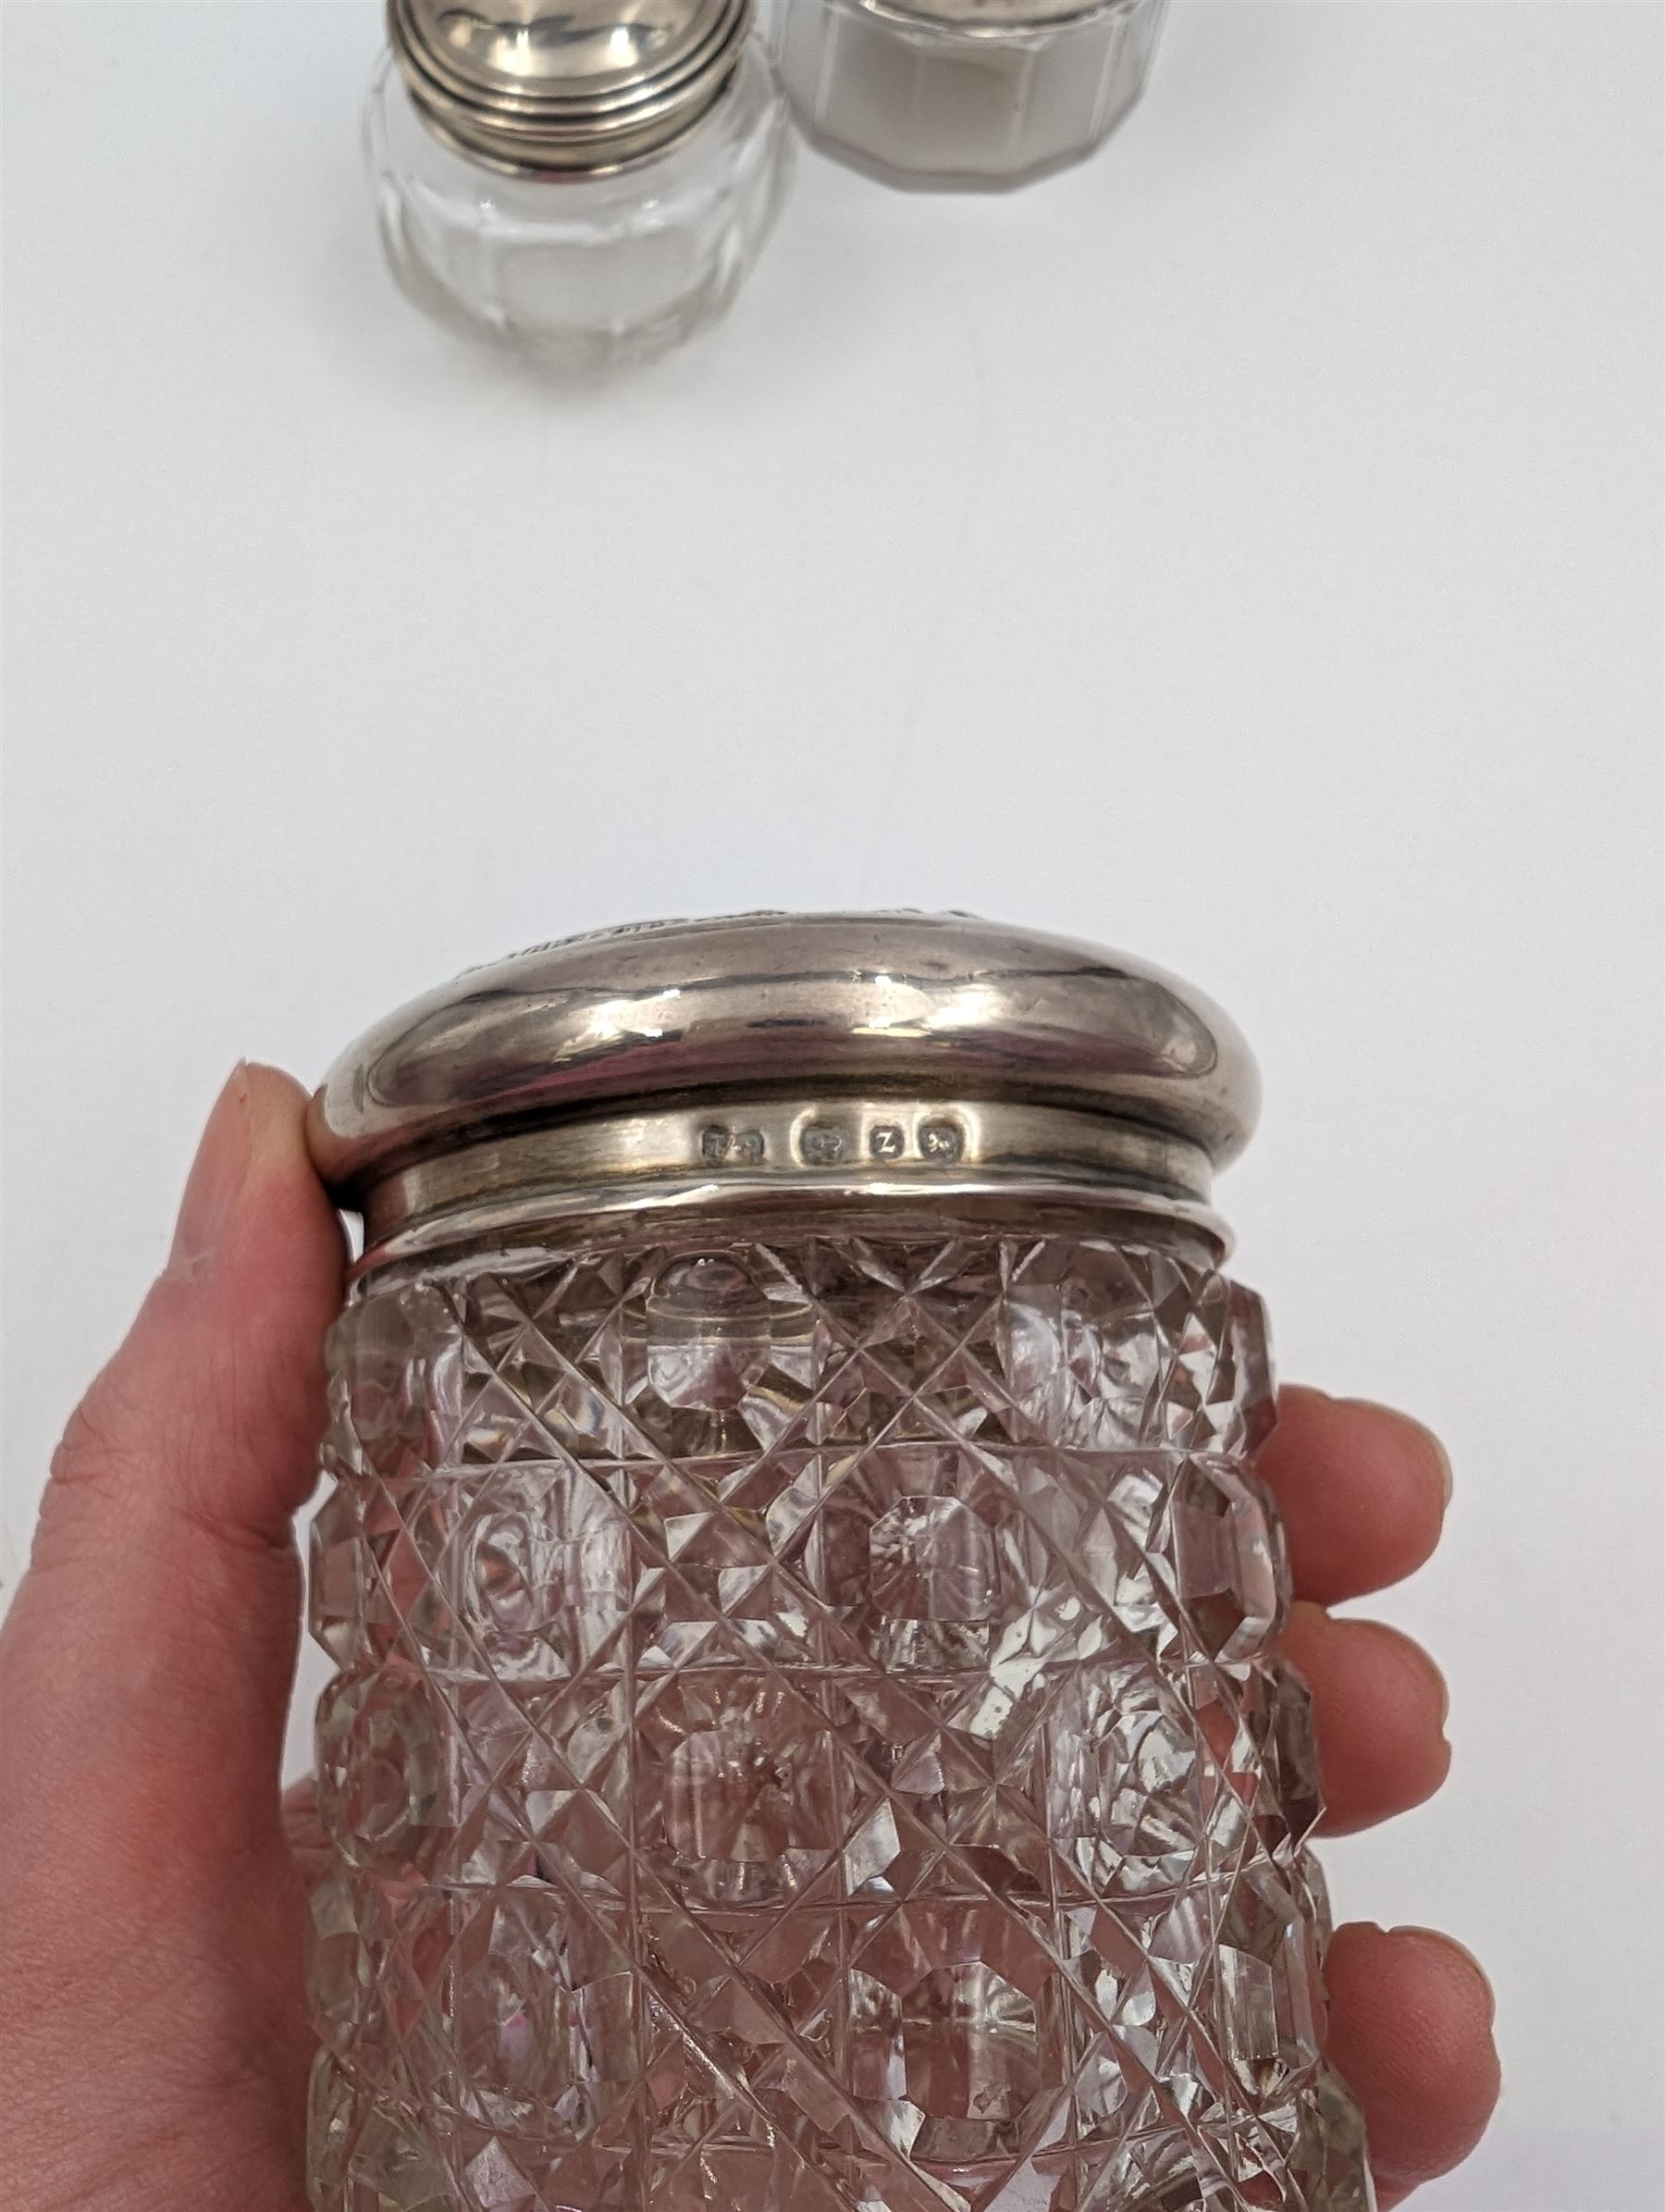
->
[0, 1066, 1501, 2211]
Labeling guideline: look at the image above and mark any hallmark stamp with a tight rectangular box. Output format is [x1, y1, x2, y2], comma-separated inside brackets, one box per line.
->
[699, 1124, 766, 1167]
[919, 1119, 966, 1164]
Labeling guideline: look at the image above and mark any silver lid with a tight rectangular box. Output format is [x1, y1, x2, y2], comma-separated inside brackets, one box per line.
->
[388, 0, 752, 176]
[310, 912, 1258, 1262]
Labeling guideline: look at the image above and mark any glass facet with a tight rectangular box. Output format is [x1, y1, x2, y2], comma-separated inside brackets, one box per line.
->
[307, 1220, 1371, 2211]
[364, 45, 793, 369]
[767, 0, 1167, 192]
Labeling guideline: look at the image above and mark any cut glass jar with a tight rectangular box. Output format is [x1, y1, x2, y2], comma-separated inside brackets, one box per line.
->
[304, 911, 1374, 2212]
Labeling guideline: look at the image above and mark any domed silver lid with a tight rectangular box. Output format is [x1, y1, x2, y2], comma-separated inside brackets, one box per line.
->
[388, 0, 752, 175]
[310, 911, 1259, 1261]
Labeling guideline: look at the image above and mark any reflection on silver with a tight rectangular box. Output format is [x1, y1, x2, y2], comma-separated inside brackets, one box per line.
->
[389, 0, 752, 173]
[310, 911, 1258, 1249]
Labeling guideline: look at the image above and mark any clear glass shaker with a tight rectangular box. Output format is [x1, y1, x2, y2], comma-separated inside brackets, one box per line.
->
[767, 0, 1167, 191]
[304, 911, 1374, 2212]
[366, 0, 793, 369]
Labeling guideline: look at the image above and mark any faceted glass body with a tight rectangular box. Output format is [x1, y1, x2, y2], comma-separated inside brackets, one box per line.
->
[364, 47, 793, 370]
[307, 1217, 1371, 2211]
[766, 0, 1167, 192]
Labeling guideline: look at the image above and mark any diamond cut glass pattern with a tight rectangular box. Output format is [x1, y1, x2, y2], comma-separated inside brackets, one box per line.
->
[308, 1230, 1371, 2211]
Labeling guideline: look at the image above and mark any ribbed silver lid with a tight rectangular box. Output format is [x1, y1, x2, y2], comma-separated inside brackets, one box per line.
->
[310, 912, 1258, 1262]
[388, 0, 752, 175]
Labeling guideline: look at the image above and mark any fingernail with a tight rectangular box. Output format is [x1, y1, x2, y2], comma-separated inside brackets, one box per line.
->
[1390, 1925, 1497, 2026]
[169, 1064, 253, 1268]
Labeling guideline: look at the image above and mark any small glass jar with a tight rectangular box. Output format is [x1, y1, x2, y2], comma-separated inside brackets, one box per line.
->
[768, 0, 1167, 191]
[367, 0, 794, 370]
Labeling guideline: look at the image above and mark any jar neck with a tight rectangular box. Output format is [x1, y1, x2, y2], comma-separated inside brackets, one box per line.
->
[347, 1094, 1229, 1279]
[352, 1195, 1229, 1298]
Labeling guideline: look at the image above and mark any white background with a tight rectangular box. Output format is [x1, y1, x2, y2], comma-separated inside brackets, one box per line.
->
[3, 4, 1661, 2204]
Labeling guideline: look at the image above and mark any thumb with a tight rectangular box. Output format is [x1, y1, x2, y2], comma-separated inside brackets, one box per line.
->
[0, 1063, 345, 1874]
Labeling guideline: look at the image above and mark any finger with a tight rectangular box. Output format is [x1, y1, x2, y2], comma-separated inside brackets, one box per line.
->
[0, 1064, 345, 1876]
[1262, 1386, 1452, 1606]
[1283, 1600, 1451, 1834]
[281, 1775, 332, 1887]
[1, 1065, 342, 2212]
[1325, 1922, 1500, 2205]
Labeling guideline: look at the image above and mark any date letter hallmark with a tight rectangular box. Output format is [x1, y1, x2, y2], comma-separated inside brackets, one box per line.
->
[919, 1119, 966, 1164]
[699, 1124, 767, 1168]
[868, 1123, 906, 1162]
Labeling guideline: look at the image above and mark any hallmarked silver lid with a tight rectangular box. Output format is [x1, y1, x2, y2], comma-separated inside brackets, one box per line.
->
[313, 914, 1258, 1261]
[388, 0, 752, 175]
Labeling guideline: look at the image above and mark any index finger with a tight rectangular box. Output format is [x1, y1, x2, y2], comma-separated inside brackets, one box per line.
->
[1259, 1386, 1452, 1605]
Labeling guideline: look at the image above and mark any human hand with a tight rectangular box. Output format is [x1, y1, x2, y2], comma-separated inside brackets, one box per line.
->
[0, 1066, 1500, 2212]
